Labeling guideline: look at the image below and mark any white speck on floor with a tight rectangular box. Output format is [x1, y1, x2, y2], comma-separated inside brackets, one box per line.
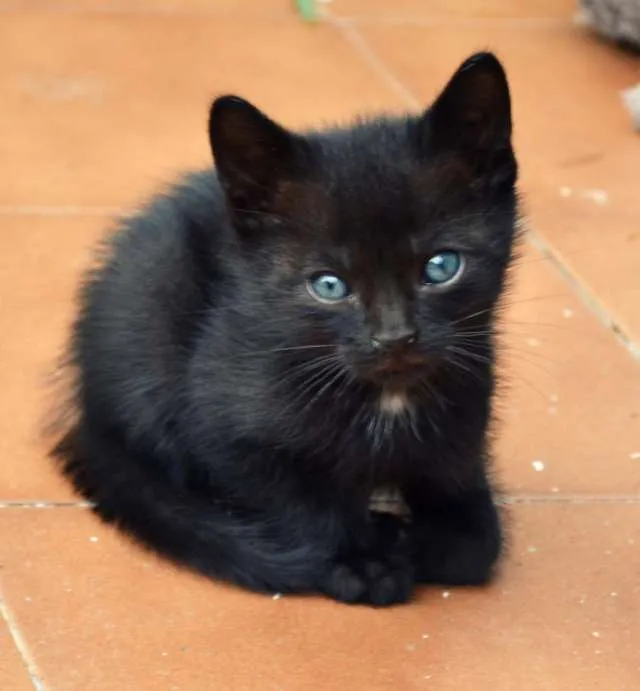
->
[548, 406, 557, 415]
[582, 189, 608, 205]
[406, 643, 416, 652]
[610, 592, 618, 597]
[161, 652, 168, 657]
[551, 486, 560, 493]
[422, 633, 429, 639]
[628, 538, 635, 545]
[19, 75, 104, 103]
[592, 631, 601, 638]
[24, 597, 31, 603]
[89, 536, 98, 543]
[595, 649, 602, 655]
[532, 460, 545, 472]
[272, 593, 282, 600]
[549, 394, 559, 403]
[442, 590, 450, 599]
[526, 546, 537, 554]
[630, 452, 640, 460]
[526, 337, 541, 347]
[562, 308, 574, 319]
[559, 186, 572, 198]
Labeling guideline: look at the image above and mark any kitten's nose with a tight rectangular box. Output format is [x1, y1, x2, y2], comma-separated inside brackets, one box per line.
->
[370, 327, 418, 351]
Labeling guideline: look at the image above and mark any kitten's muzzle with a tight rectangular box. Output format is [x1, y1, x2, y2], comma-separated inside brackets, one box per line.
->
[365, 337, 428, 383]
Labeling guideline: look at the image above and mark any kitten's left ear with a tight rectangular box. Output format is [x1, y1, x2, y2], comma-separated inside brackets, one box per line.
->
[423, 52, 516, 190]
[209, 96, 307, 211]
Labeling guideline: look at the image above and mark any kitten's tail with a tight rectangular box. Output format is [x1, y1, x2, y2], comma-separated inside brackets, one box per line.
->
[52, 423, 331, 594]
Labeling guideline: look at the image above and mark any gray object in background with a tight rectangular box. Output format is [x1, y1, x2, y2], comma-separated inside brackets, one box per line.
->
[577, 1, 640, 131]
[577, 0, 640, 47]
[622, 82, 640, 130]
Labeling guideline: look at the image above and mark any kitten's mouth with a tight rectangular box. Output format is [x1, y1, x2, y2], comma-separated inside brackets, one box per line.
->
[373, 355, 425, 374]
[364, 351, 429, 385]
[372, 350, 427, 372]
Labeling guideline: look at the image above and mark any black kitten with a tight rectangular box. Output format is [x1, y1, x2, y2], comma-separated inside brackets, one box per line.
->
[52, 52, 519, 606]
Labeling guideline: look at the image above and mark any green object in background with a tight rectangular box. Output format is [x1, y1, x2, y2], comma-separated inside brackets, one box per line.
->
[294, 0, 317, 22]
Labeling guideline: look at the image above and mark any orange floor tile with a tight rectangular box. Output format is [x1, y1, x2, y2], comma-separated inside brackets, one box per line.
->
[1, 1, 639, 690]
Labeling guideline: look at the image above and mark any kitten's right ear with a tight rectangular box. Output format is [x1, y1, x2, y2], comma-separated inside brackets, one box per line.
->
[209, 96, 305, 212]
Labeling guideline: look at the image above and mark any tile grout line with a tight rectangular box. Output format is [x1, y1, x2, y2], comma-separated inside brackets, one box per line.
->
[0, 597, 46, 691]
[0, 501, 94, 508]
[1, 496, 639, 508]
[0, 205, 125, 217]
[0, 4, 572, 25]
[526, 232, 640, 359]
[330, 16, 573, 28]
[329, 15, 640, 361]
[0, 6, 293, 18]
[498, 494, 640, 505]
[327, 15, 419, 106]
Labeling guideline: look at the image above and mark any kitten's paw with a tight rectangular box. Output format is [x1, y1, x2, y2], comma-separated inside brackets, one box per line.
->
[321, 554, 414, 606]
[413, 539, 500, 586]
[320, 515, 414, 607]
[411, 498, 503, 586]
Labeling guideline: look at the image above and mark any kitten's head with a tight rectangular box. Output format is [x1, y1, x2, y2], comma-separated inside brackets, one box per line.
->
[208, 52, 518, 397]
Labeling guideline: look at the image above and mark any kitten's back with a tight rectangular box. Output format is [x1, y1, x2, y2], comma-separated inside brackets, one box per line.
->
[73, 171, 229, 449]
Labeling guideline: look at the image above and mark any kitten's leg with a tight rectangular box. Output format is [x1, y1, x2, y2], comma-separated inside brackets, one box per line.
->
[201, 461, 415, 606]
[319, 510, 414, 607]
[404, 481, 503, 586]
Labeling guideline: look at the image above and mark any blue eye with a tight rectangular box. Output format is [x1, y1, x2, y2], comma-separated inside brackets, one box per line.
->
[307, 273, 350, 302]
[422, 251, 462, 285]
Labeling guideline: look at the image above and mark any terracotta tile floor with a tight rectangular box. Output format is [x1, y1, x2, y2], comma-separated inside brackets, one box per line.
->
[1, 1, 638, 689]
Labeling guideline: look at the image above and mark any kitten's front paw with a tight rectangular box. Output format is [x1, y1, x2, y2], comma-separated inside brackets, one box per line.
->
[320, 515, 414, 606]
[411, 494, 503, 586]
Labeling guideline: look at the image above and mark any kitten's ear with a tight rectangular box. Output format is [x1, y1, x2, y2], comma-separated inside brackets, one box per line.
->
[423, 52, 516, 190]
[209, 96, 306, 210]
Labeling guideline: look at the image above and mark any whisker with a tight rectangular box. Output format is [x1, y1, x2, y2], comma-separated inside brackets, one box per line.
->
[285, 355, 341, 388]
[447, 345, 492, 366]
[276, 354, 342, 388]
[415, 375, 449, 415]
[504, 293, 568, 306]
[451, 308, 494, 326]
[236, 343, 336, 358]
[302, 366, 348, 415]
[452, 338, 561, 372]
[285, 367, 337, 413]
[497, 352, 558, 380]
[276, 355, 344, 407]
[500, 373, 549, 401]
[443, 352, 485, 383]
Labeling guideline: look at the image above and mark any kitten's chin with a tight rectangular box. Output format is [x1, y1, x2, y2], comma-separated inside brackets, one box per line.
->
[366, 370, 423, 391]
[357, 356, 431, 391]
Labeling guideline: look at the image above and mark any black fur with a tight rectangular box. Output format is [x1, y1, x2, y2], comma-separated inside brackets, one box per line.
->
[52, 52, 519, 606]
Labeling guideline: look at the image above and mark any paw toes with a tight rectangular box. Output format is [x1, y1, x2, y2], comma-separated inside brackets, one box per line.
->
[368, 560, 414, 606]
[322, 556, 413, 606]
[363, 560, 385, 581]
[322, 564, 367, 603]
